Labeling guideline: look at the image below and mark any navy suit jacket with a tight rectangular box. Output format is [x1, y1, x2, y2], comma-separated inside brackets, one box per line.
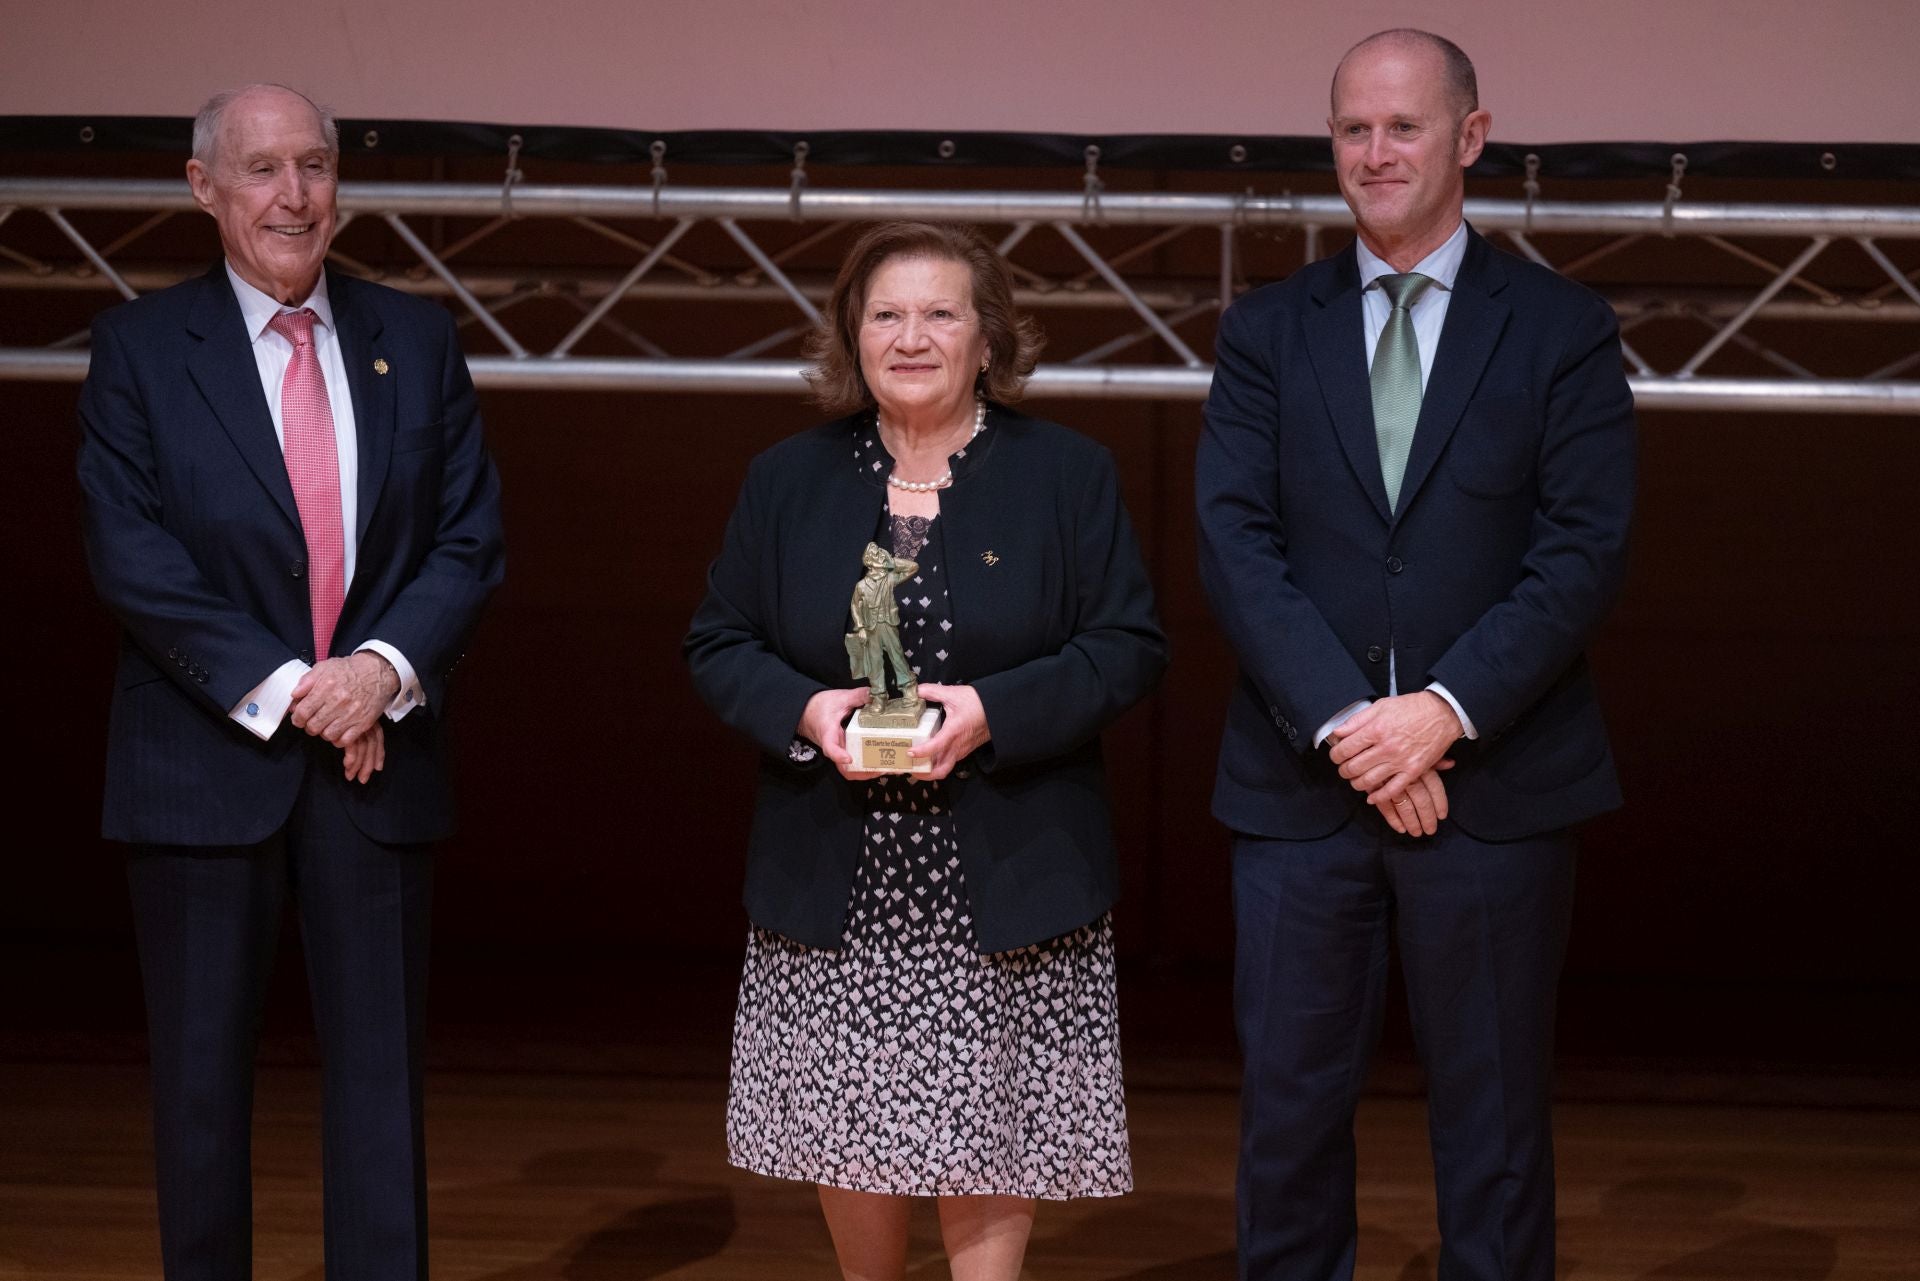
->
[1196, 228, 1636, 841]
[685, 409, 1166, 954]
[78, 264, 505, 846]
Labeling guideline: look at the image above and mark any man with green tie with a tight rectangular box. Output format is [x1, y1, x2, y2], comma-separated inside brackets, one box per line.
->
[1196, 29, 1637, 1281]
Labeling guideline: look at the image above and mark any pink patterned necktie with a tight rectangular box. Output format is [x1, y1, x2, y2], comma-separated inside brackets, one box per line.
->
[266, 308, 345, 660]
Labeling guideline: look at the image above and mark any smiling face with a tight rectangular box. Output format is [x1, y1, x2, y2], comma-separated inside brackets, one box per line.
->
[186, 86, 338, 304]
[856, 254, 989, 428]
[1329, 39, 1489, 266]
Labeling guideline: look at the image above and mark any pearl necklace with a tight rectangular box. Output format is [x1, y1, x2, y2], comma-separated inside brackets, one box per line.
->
[883, 400, 988, 492]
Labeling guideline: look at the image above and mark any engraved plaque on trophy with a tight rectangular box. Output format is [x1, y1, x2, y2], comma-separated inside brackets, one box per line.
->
[846, 704, 944, 774]
[843, 542, 943, 774]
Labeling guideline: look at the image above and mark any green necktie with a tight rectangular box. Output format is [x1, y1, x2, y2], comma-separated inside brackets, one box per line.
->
[1370, 271, 1436, 514]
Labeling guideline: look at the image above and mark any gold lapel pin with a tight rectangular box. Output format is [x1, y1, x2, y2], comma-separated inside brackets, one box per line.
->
[981, 550, 1000, 566]
[373, 358, 389, 375]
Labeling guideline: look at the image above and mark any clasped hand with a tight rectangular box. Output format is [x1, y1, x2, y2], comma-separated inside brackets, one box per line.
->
[1327, 691, 1461, 837]
[290, 652, 400, 785]
[796, 682, 990, 783]
[340, 723, 385, 784]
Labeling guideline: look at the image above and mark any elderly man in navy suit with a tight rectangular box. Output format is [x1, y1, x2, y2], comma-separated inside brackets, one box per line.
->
[78, 84, 504, 1280]
[1196, 31, 1635, 1281]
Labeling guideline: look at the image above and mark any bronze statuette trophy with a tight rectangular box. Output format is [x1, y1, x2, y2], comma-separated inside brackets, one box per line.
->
[844, 542, 942, 773]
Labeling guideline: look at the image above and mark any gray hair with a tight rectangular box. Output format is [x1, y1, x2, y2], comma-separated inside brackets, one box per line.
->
[1334, 29, 1479, 122]
[191, 84, 339, 163]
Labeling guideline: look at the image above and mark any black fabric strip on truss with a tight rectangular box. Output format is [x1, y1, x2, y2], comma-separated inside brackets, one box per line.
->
[6, 116, 1919, 182]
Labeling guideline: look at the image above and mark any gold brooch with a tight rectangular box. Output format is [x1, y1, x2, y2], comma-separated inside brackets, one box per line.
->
[373, 358, 389, 375]
[981, 550, 1000, 566]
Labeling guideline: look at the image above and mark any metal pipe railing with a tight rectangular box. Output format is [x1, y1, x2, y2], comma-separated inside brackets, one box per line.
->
[7, 178, 1920, 238]
[6, 348, 1917, 413]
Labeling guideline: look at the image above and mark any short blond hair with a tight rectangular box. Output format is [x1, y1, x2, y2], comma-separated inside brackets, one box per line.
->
[1334, 29, 1479, 121]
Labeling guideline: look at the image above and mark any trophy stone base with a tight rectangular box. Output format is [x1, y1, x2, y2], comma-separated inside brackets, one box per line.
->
[846, 706, 944, 774]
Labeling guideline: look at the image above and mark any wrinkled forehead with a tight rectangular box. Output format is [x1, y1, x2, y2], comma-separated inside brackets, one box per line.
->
[861, 253, 975, 310]
[215, 91, 333, 163]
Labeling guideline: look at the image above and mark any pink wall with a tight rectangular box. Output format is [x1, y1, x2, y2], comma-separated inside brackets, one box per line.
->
[5, 0, 1915, 143]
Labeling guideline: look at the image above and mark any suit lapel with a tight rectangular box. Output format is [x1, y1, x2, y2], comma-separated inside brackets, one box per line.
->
[184, 267, 301, 530]
[1396, 230, 1511, 518]
[1302, 249, 1394, 525]
[331, 271, 394, 548]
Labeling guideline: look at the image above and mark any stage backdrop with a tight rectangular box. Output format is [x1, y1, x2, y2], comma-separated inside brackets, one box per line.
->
[4, 0, 1917, 145]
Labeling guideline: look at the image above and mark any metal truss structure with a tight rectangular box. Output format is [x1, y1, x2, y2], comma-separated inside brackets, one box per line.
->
[2, 175, 1917, 413]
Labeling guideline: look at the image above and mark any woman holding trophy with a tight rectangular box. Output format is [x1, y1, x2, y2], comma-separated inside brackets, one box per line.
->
[686, 221, 1165, 1280]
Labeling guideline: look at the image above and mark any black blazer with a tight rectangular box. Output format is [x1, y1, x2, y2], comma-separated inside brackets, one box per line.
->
[686, 407, 1166, 953]
[1196, 229, 1636, 841]
[78, 265, 505, 846]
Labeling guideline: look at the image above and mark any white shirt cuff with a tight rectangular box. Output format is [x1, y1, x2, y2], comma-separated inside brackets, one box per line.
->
[1425, 682, 1478, 740]
[356, 640, 425, 721]
[229, 659, 310, 741]
[1314, 699, 1372, 749]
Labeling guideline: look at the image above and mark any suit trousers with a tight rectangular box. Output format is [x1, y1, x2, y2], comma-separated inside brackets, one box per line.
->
[127, 747, 433, 1281]
[1232, 810, 1575, 1281]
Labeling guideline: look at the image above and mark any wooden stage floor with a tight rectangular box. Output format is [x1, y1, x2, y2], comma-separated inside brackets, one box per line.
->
[2, 1060, 1915, 1280]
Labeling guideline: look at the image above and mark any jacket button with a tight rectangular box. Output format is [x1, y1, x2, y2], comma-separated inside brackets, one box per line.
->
[290, 561, 305, 579]
[1366, 645, 1385, 663]
[300, 649, 314, 664]
[167, 647, 180, 659]
[1386, 556, 1404, 574]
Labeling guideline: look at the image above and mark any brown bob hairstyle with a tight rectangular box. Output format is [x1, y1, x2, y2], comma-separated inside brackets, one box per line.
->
[805, 221, 1044, 414]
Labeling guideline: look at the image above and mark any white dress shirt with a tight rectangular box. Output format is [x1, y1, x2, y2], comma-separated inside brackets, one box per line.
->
[1314, 221, 1480, 747]
[223, 264, 424, 740]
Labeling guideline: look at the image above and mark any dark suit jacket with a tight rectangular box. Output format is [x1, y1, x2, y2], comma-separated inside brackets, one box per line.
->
[1196, 228, 1635, 841]
[78, 264, 505, 846]
[685, 407, 1166, 954]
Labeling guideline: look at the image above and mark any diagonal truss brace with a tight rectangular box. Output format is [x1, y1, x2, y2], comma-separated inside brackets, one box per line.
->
[0, 177, 1916, 412]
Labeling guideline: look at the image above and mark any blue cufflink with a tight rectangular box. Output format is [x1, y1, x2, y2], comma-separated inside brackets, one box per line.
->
[246, 702, 260, 717]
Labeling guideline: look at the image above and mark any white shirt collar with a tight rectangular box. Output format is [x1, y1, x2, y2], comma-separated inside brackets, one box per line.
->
[1356, 220, 1468, 294]
[225, 262, 336, 344]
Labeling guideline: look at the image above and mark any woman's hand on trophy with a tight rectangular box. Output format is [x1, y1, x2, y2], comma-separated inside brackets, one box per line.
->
[910, 683, 990, 780]
[799, 686, 887, 781]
